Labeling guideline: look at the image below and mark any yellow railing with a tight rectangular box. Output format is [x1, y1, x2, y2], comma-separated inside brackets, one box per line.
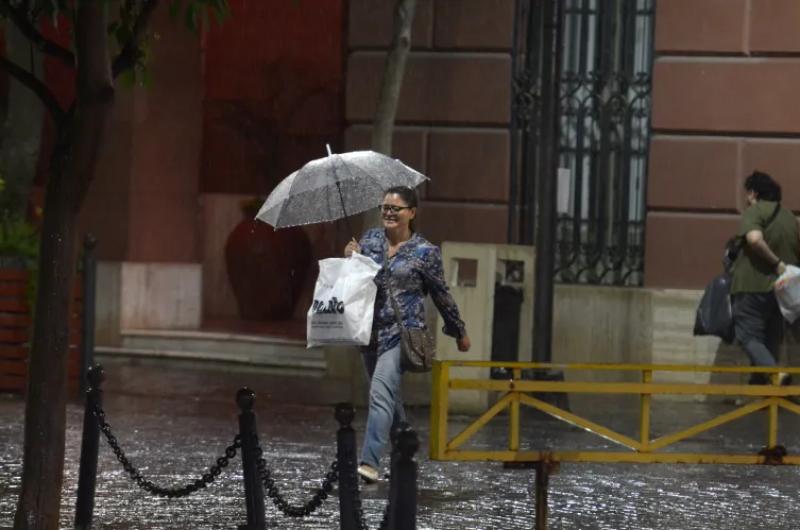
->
[430, 360, 800, 465]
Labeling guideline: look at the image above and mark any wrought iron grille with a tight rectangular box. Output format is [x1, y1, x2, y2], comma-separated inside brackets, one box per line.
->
[509, 0, 655, 286]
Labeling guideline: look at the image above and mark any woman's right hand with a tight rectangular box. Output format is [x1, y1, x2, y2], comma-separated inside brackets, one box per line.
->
[344, 238, 361, 257]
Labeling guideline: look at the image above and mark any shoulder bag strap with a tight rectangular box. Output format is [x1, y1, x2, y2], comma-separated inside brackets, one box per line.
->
[725, 203, 782, 273]
[733, 203, 781, 249]
[765, 202, 782, 229]
[382, 256, 405, 329]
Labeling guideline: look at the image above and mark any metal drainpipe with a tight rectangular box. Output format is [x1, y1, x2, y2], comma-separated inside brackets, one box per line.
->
[532, 0, 564, 365]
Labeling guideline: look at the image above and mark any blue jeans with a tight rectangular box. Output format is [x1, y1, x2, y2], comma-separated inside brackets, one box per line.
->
[360, 344, 406, 469]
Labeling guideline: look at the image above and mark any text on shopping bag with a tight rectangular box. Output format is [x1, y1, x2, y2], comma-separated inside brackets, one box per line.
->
[307, 252, 381, 347]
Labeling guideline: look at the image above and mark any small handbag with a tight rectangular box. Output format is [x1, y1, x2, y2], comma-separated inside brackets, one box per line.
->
[384, 266, 436, 373]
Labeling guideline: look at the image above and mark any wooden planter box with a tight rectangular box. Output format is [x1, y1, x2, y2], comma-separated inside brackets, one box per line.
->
[0, 268, 84, 397]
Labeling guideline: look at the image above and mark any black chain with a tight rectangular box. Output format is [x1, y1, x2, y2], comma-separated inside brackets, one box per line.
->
[93, 402, 241, 498]
[254, 443, 338, 517]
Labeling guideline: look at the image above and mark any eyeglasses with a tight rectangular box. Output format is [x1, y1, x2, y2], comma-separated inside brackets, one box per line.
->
[378, 204, 412, 214]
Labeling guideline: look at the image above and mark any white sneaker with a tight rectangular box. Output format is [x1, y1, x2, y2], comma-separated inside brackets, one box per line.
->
[357, 463, 379, 484]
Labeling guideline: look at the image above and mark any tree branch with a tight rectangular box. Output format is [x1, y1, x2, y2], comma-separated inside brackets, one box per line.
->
[0, 0, 75, 68]
[0, 55, 65, 124]
[111, 0, 160, 78]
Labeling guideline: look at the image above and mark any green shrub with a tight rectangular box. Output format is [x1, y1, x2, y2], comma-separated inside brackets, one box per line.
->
[0, 176, 40, 308]
[0, 213, 39, 261]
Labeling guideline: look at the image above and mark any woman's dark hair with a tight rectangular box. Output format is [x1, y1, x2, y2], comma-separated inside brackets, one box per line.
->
[744, 170, 782, 202]
[384, 186, 418, 208]
[384, 186, 418, 231]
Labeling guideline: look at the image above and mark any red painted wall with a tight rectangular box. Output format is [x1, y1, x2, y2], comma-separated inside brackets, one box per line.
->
[201, 0, 345, 195]
[31, 2, 345, 273]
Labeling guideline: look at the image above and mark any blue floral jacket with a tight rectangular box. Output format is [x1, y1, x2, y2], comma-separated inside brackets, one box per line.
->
[359, 228, 466, 355]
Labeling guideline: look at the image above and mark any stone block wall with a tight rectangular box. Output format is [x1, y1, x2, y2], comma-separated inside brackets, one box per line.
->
[344, 0, 514, 245]
[647, 0, 800, 289]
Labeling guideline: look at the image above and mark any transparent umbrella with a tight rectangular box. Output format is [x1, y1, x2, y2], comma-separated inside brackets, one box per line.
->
[255, 146, 427, 232]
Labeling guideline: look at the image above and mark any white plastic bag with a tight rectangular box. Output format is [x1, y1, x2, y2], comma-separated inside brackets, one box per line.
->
[307, 252, 381, 347]
[775, 264, 800, 324]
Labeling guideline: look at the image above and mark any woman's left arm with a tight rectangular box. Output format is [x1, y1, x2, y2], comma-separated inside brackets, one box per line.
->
[420, 247, 468, 347]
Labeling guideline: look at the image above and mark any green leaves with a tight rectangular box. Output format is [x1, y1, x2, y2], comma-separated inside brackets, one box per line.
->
[18, 0, 73, 26]
[3, 0, 231, 84]
[0, 214, 39, 260]
[168, 0, 230, 32]
[0, 173, 38, 261]
[0, 212, 40, 315]
[108, 0, 230, 84]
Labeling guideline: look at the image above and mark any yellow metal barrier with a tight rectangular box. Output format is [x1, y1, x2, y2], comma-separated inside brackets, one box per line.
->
[430, 360, 800, 465]
[430, 360, 800, 528]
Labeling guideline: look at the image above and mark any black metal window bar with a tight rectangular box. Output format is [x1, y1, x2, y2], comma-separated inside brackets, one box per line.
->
[509, 0, 655, 286]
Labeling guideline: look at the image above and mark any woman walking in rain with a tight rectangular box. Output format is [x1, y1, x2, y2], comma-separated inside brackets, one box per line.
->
[344, 186, 471, 483]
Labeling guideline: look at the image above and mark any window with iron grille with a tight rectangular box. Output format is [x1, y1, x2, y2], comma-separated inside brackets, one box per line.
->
[509, 0, 655, 286]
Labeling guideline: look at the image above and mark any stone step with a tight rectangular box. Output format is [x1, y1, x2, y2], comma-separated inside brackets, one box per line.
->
[97, 328, 325, 376]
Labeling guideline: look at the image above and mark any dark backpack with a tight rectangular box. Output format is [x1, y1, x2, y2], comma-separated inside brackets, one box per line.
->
[694, 203, 781, 343]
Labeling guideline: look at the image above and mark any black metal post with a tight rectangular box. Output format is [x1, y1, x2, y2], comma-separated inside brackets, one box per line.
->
[80, 235, 97, 396]
[385, 420, 410, 528]
[237, 388, 266, 530]
[534, 461, 550, 530]
[532, 0, 564, 363]
[335, 403, 359, 530]
[390, 425, 418, 530]
[507, 0, 524, 244]
[75, 364, 104, 530]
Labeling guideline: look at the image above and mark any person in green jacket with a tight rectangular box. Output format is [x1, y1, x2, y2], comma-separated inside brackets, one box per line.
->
[731, 171, 800, 384]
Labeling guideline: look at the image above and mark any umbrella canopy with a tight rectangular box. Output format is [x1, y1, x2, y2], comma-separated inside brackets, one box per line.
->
[255, 150, 427, 229]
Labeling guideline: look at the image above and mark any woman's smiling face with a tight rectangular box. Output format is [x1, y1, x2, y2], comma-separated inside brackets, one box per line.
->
[380, 193, 416, 231]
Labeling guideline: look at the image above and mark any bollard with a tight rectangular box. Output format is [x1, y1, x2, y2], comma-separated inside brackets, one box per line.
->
[80, 235, 97, 396]
[534, 461, 550, 530]
[391, 426, 419, 530]
[335, 403, 358, 530]
[74, 364, 104, 530]
[237, 388, 266, 530]
[386, 421, 409, 528]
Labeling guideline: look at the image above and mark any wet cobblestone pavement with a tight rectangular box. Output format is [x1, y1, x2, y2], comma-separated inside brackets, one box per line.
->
[3, 357, 800, 529]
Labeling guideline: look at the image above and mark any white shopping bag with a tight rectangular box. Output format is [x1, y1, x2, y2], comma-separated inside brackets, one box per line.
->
[307, 252, 381, 347]
[775, 264, 800, 324]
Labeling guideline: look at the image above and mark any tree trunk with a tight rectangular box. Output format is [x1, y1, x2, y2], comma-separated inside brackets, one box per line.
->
[371, 0, 416, 156]
[357, 0, 416, 233]
[13, 135, 76, 530]
[13, 3, 113, 528]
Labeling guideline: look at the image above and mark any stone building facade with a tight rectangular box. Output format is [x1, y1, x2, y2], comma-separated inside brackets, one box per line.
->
[57, 0, 800, 345]
[344, 0, 513, 246]
[647, 0, 800, 289]
[347, 0, 800, 292]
